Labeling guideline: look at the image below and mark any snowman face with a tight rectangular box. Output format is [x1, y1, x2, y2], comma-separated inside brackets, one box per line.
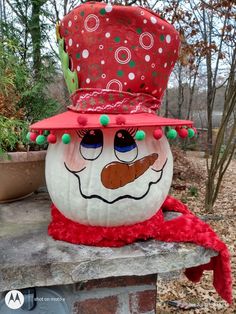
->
[46, 127, 173, 226]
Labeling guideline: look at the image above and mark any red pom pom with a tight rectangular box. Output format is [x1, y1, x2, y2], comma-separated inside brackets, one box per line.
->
[77, 115, 88, 126]
[153, 128, 163, 140]
[178, 128, 188, 138]
[29, 132, 37, 142]
[116, 115, 126, 125]
[47, 133, 57, 144]
[175, 126, 181, 132]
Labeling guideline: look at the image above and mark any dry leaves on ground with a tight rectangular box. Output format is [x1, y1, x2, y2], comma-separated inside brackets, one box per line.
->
[156, 149, 236, 313]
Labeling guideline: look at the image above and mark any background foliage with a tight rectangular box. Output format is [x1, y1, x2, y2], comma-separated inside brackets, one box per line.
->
[0, 0, 235, 209]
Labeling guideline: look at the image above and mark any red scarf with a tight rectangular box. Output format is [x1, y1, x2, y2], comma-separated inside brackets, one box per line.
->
[48, 196, 232, 304]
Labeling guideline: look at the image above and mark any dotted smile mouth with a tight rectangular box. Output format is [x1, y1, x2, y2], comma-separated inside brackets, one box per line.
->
[64, 158, 167, 204]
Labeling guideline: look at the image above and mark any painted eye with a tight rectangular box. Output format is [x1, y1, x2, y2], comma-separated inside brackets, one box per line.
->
[80, 129, 103, 160]
[114, 129, 138, 162]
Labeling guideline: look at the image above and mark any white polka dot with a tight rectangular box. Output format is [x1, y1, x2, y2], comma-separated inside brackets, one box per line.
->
[124, 82, 127, 85]
[82, 49, 89, 58]
[81, 30, 84, 33]
[76, 43, 79, 48]
[162, 26, 165, 30]
[105, 4, 112, 12]
[105, 32, 110, 38]
[128, 73, 135, 80]
[158, 48, 163, 53]
[74, 15, 77, 20]
[99, 45, 104, 50]
[106, 18, 109, 22]
[164, 63, 167, 68]
[124, 40, 128, 44]
[174, 50, 177, 54]
[141, 75, 145, 80]
[86, 78, 90, 84]
[159, 87, 162, 92]
[143, 19, 147, 24]
[152, 89, 157, 95]
[145, 87, 149, 91]
[68, 20, 72, 27]
[166, 35, 171, 43]
[150, 16, 157, 24]
[101, 60, 105, 65]
[151, 63, 155, 68]
[68, 38, 73, 46]
[102, 74, 106, 79]
[145, 55, 150, 62]
[140, 10, 144, 15]
[77, 66, 80, 72]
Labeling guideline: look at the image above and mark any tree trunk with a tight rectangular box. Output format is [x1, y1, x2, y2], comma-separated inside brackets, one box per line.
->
[165, 88, 169, 117]
[29, 0, 43, 80]
[177, 65, 184, 119]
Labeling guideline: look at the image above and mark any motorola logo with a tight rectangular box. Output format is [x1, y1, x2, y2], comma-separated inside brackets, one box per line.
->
[5, 290, 24, 309]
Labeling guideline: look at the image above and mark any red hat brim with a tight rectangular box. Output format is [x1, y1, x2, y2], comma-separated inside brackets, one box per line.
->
[30, 110, 193, 131]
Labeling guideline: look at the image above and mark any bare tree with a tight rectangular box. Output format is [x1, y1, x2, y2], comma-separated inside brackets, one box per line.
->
[205, 47, 236, 212]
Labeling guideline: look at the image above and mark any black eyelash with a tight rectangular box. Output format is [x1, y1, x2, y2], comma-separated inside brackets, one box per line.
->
[77, 129, 89, 138]
[77, 128, 138, 139]
[127, 128, 138, 137]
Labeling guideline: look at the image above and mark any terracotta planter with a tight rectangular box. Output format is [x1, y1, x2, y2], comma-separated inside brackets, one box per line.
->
[0, 151, 46, 203]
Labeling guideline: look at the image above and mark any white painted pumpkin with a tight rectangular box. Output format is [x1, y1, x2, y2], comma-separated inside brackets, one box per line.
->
[46, 127, 173, 227]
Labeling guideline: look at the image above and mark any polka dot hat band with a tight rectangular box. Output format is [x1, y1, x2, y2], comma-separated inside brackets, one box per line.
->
[30, 1, 194, 131]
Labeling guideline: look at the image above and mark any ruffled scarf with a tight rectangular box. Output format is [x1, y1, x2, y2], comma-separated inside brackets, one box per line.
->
[48, 196, 232, 304]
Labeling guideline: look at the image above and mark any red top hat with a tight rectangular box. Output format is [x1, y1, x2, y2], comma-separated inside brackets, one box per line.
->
[30, 2, 194, 135]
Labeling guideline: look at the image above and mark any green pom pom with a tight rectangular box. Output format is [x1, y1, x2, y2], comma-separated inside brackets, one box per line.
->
[167, 129, 177, 139]
[100, 114, 110, 126]
[44, 130, 50, 136]
[135, 130, 146, 141]
[26, 132, 31, 141]
[36, 135, 46, 145]
[188, 128, 195, 138]
[62, 133, 71, 144]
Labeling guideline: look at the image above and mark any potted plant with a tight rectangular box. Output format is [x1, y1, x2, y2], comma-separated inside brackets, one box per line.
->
[0, 40, 59, 202]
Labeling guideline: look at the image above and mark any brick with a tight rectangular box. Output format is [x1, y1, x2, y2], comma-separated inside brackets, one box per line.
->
[76, 274, 157, 291]
[129, 290, 157, 314]
[73, 296, 118, 314]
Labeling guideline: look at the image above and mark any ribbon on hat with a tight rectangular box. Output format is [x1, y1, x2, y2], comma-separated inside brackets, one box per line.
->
[69, 88, 160, 114]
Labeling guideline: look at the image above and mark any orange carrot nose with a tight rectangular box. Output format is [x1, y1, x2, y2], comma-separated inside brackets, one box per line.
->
[101, 153, 158, 189]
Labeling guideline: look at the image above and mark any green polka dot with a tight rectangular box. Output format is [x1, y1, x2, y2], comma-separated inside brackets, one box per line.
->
[121, 54, 126, 59]
[117, 70, 124, 77]
[127, 88, 132, 92]
[80, 11, 84, 16]
[152, 71, 158, 77]
[76, 53, 81, 59]
[100, 8, 106, 15]
[160, 34, 165, 41]
[109, 47, 113, 51]
[136, 28, 142, 34]
[129, 60, 135, 68]
[114, 37, 120, 43]
[131, 45, 136, 49]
